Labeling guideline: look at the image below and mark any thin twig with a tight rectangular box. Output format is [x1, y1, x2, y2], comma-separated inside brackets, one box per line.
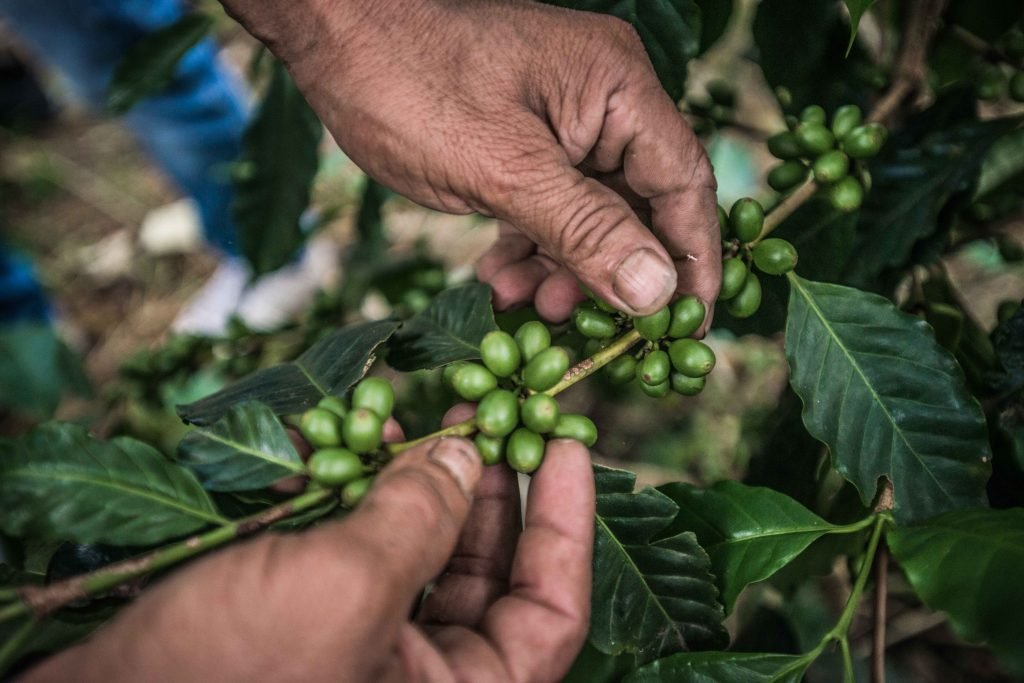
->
[872, 540, 889, 683]
[869, 0, 949, 125]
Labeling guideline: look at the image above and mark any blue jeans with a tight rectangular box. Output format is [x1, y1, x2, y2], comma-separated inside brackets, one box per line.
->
[0, 0, 248, 322]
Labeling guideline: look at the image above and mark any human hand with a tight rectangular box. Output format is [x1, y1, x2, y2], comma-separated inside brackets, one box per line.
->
[221, 0, 721, 324]
[22, 406, 595, 683]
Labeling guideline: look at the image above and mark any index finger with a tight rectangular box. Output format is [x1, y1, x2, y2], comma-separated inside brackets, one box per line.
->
[475, 439, 595, 682]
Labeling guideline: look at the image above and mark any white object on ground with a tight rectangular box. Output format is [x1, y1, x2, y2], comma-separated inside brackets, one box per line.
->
[139, 198, 203, 255]
[171, 257, 251, 337]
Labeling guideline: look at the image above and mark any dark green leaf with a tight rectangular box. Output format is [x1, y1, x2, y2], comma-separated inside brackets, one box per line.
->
[623, 651, 812, 683]
[177, 320, 397, 425]
[845, 117, 1019, 289]
[658, 481, 846, 613]
[235, 61, 322, 276]
[105, 14, 214, 114]
[340, 178, 394, 309]
[0, 323, 91, 419]
[177, 401, 304, 491]
[842, 0, 876, 55]
[753, 0, 874, 113]
[889, 507, 1024, 676]
[542, 0, 700, 101]
[975, 128, 1024, 200]
[0, 423, 224, 545]
[590, 465, 728, 662]
[388, 284, 498, 371]
[564, 642, 637, 683]
[785, 275, 991, 523]
[695, 0, 732, 53]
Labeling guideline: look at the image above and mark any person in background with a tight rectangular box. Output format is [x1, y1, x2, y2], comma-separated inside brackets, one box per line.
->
[0, 0, 325, 336]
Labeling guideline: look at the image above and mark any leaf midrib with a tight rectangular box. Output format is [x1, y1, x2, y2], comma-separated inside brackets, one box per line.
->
[192, 429, 305, 473]
[596, 513, 685, 651]
[788, 275, 954, 503]
[8, 468, 226, 525]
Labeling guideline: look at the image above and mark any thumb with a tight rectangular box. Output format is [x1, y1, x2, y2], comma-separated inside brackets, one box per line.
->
[499, 164, 677, 316]
[343, 437, 482, 597]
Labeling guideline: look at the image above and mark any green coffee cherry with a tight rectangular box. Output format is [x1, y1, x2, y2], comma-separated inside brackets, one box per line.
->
[604, 355, 637, 384]
[300, 408, 343, 449]
[775, 86, 793, 110]
[720, 257, 749, 300]
[342, 408, 383, 454]
[977, 64, 1006, 101]
[523, 346, 570, 392]
[1010, 71, 1024, 103]
[730, 198, 765, 243]
[514, 321, 551, 363]
[706, 79, 735, 106]
[442, 362, 466, 389]
[476, 389, 520, 438]
[831, 104, 863, 139]
[767, 131, 803, 160]
[638, 349, 671, 386]
[352, 377, 394, 419]
[795, 122, 835, 156]
[521, 394, 560, 434]
[842, 124, 885, 159]
[574, 306, 618, 340]
[634, 306, 671, 341]
[800, 104, 827, 125]
[828, 176, 864, 213]
[639, 379, 670, 398]
[767, 161, 810, 192]
[451, 363, 498, 401]
[583, 338, 610, 358]
[752, 238, 799, 275]
[718, 204, 730, 238]
[474, 434, 505, 466]
[551, 414, 598, 447]
[812, 150, 850, 184]
[667, 296, 706, 338]
[308, 448, 363, 487]
[341, 476, 373, 507]
[317, 396, 348, 419]
[668, 339, 716, 378]
[506, 428, 546, 474]
[671, 373, 707, 396]
[480, 330, 521, 378]
[726, 272, 763, 318]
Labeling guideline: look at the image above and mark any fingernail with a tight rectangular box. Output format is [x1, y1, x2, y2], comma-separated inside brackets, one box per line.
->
[613, 249, 676, 314]
[428, 437, 481, 500]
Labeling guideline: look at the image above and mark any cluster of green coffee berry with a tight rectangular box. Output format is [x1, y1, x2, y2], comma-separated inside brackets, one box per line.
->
[297, 377, 395, 506]
[577, 293, 716, 398]
[766, 104, 886, 212]
[445, 322, 598, 474]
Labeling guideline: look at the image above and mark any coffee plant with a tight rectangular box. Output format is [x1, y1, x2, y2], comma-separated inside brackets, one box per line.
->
[2, 0, 1024, 680]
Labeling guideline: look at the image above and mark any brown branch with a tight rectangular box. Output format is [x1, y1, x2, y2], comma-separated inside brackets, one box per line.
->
[869, 0, 949, 126]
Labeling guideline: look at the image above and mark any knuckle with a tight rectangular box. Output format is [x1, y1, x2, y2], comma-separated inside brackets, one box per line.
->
[554, 183, 632, 264]
[381, 467, 459, 539]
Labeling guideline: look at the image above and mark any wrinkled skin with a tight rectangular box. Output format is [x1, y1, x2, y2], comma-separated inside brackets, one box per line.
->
[228, 0, 721, 324]
[23, 406, 595, 682]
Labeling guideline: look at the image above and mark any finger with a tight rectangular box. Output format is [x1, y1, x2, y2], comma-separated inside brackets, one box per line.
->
[416, 463, 520, 627]
[487, 256, 558, 312]
[331, 437, 483, 604]
[534, 267, 585, 323]
[442, 440, 594, 682]
[441, 402, 477, 428]
[610, 81, 722, 331]
[475, 222, 536, 281]
[383, 416, 406, 443]
[488, 119, 677, 317]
